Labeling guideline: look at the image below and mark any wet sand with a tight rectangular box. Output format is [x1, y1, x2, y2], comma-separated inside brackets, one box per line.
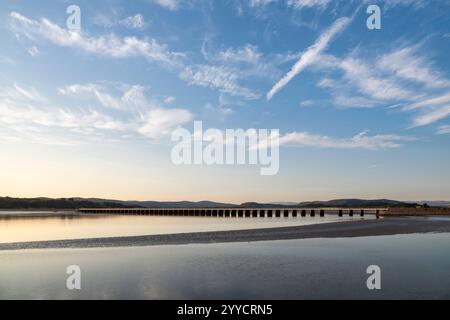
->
[1, 217, 450, 251]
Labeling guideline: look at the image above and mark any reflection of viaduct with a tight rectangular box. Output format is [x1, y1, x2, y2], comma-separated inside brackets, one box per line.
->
[79, 208, 385, 218]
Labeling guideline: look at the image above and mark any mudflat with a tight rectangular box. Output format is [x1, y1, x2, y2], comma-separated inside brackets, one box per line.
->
[1, 217, 450, 251]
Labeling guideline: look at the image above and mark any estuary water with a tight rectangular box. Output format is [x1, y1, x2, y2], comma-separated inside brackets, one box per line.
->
[0, 212, 370, 243]
[0, 212, 449, 300]
[0, 233, 449, 299]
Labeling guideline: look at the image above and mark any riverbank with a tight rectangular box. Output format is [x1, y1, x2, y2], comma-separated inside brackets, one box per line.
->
[382, 207, 450, 216]
[1, 217, 449, 251]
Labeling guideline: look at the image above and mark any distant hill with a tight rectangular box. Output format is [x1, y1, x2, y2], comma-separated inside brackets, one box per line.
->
[240, 199, 417, 208]
[239, 202, 289, 208]
[0, 197, 133, 210]
[0, 197, 237, 210]
[0, 197, 425, 210]
[72, 198, 237, 208]
[297, 199, 417, 208]
[124, 200, 237, 208]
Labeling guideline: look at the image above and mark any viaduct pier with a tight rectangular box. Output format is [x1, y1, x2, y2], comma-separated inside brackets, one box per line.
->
[78, 207, 386, 218]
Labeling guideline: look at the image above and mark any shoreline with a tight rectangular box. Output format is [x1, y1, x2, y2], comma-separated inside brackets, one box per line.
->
[1, 217, 450, 251]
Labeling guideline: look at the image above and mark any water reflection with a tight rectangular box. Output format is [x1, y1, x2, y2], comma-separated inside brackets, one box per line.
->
[0, 212, 371, 243]
[0, 233, 449, 299]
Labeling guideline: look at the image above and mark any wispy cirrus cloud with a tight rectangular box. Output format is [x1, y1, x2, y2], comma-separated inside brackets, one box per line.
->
[0, 82, 194, 144]
[287, 0, 331, 9]
[0, 83, 47, 104]
[403, 93, 450, 111]
[278, 130, 415, 150]
[180, 64, 260, 100]
[437, 125, 450, 134]
[149, 0, 187, 10]
[339, 56, 414, 101]
[216, 44, 263, 65]
[10, 12, 276, 101]
[267, 17, 351, 100]
[59, 84, 125, 110]
[248, 0, 331, 9]
[412, 105, 450, 127]
[9, 12, 183, 68]
[254, 130, 414, 150]
[306, 44, 450, 127]
[93, 14, 149, 30]
[58, 82, 194, 138]
[377, 47, 450, 89]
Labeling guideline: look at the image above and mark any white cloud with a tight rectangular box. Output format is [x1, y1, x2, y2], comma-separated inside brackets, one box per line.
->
[404, 93, 450, 111]
[0, 83, 194, 145]
[164, 96, 176, 104]
[279, 131, 414, 150]
[412, 105, 450, 127]
[249, 0, 273, 6]
[27, 46, 40, 57]
[138, 108, 193, 138]
[180, 65, 260, 100]
[317, 75, 384, 108]
[59, 84, 123, 110]
[267, 17, 351, 100]
[309, 45, 450, 126]
[333, 94, 381, 108]
[287, 0, 331, 9]
[0, 83, 47, 104]
[216, 44, 262, 64]
[59, 83, 155, 111]
[120, 14, 148, 29]
[377, 47, 450, 89]
[9, 12, 182, 68]
[248, 0, 331, 9]
[0, 101, 125, 131]
[384, 0, 426, 9]
[339, 56, 413, 101]
[93, 14, 149, 30]
[313, 53, 414, 102]
[150, 0, 184, 10]
[299, 100, 315, 107]
[437, 125, 450, 134]
[201, 41, 284, 83]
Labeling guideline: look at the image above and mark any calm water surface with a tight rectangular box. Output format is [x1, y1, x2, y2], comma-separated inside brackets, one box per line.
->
[0, 211, 371, 243]
[0, 233, 449, 299]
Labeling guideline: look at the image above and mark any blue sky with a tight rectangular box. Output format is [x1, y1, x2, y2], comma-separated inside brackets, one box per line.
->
[1, 0, 450, 202]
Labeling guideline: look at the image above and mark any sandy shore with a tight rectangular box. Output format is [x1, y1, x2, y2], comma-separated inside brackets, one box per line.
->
[1, 217, 450, 251]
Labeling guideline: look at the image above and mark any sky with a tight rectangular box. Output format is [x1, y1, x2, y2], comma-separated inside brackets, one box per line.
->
[1, 0, 450, 203]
